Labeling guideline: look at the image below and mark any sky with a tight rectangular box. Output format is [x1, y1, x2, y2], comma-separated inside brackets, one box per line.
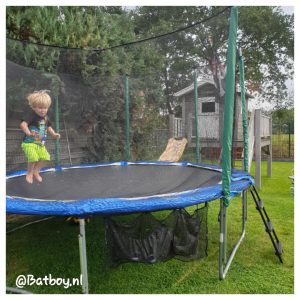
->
[281, 6, 294, 14]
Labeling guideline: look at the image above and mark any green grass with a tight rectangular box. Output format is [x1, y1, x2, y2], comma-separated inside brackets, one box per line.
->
[6, 161, 294, 294]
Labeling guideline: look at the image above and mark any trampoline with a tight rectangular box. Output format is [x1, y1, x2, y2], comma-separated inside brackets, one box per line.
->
[7, 7, 282, 294]
[6, 161, 254, 293]
[6, 161, 254, 216]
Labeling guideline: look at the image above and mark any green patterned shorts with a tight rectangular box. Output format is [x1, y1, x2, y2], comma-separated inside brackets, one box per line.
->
[21, 142, 51, 163]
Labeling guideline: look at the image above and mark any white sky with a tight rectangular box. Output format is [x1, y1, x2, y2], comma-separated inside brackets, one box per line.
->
[280, 6, 294, 14]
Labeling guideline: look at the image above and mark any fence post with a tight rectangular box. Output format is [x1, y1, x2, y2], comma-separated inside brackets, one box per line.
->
[288, 122, 291, 158]
[267, 115, 272, 177]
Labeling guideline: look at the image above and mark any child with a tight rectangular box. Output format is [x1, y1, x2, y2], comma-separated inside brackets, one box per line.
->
[20, 90, 60, 184]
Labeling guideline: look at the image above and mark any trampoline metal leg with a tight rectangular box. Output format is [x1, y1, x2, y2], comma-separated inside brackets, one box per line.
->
[219, 191, 247, 279]
[242, 190, 248, 227]
[219, 199, 227, 279]
[78, 219, 89, 294]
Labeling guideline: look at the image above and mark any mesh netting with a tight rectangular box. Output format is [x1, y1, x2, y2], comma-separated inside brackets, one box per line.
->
[6, 7, 239, 172]
[6, 7, 238, 263]
[104, 206, 208, 264]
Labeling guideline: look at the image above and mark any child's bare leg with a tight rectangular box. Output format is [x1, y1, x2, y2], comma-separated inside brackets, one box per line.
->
[33, 160, 45, 182]
[26, 162, 35, 184]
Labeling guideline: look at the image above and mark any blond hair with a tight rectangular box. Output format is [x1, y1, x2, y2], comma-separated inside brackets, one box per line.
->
[27, 90, 52, 108]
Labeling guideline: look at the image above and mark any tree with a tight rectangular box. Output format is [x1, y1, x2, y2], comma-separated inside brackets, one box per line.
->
[238, 6, 294, 104]
[6, 6, 167, 161]
[131, 6, 294, 109]
[132, 6, 228, 113]
[7, 6, 294, 108]
[7, 6, 294, 162]
[272, 108, 294, 126]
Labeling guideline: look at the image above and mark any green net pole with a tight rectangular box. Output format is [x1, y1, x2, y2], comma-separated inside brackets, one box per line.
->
[221, 7, 238, 206]
[239, 49, 249, 172]
[124, 74, 131, 161]
[54, 95, 61, 167]
[193, 68, 200, 163]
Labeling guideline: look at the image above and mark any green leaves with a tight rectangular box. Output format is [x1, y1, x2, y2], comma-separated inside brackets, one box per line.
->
[238, 6, 294, 103]
[6, 6, 294, 163]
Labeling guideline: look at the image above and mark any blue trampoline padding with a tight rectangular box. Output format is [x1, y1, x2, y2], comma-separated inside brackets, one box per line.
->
[6, 161, 254, 216]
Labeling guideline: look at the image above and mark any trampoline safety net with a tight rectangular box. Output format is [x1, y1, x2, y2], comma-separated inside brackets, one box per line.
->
[105, 206, 208, 264]
[6, 6, 235, 172]
[6, 7, 236, 266]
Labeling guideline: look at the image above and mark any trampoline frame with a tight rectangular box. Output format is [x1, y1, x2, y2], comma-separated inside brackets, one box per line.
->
[76, 193, 249, 293]
[6, 161, 253, 216]
[6, 7, 255, 294]
[76, 191, 249, 293]
[219, 191, 247, 279]
[7, 161, 253, 293]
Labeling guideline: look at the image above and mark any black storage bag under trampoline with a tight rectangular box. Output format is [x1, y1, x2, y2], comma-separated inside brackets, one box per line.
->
[104, 205, 208, 264]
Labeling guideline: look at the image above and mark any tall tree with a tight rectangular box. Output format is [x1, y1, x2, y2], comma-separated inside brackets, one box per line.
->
[131, 6, 294, 108]
[6, 6, 294, 162]
[238, 6, 294, 103]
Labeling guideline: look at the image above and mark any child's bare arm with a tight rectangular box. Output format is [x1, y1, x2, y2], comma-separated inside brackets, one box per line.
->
[47, 126, 61, 139]
[20, 121, 35, 136]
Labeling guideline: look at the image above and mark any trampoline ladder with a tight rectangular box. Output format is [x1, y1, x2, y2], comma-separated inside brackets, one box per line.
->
[249, 186, 283, 263]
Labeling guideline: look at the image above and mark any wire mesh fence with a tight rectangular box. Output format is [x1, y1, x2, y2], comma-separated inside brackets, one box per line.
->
[272, 122, 294, 160]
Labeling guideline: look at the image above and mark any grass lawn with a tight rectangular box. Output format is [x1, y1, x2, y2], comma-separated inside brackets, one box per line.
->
[6, 161, 294, 294]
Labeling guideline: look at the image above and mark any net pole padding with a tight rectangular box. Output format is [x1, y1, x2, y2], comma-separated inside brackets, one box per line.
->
[54, 95, 61, 167]
[221, 6, 238, 207]
[193, 67, 200, 163]
[124, 74, 131, 161]
[239, 48, 249, 173]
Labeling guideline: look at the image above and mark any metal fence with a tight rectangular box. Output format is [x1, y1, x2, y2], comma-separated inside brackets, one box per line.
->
[272, 122, 294, 159]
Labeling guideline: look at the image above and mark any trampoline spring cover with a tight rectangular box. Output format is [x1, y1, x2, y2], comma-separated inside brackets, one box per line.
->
[6, 161, 254, 216]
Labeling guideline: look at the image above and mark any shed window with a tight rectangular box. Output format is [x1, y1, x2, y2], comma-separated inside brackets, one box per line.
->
[202, 102, 215, 113]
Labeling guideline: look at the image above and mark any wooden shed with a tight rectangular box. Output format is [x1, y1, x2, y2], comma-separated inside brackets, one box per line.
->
[172, 76, 253, 160]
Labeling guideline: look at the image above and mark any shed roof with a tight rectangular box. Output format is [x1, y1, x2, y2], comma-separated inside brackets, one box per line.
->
[173, 78, 216, 97]
[174, 77, 253, 98]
